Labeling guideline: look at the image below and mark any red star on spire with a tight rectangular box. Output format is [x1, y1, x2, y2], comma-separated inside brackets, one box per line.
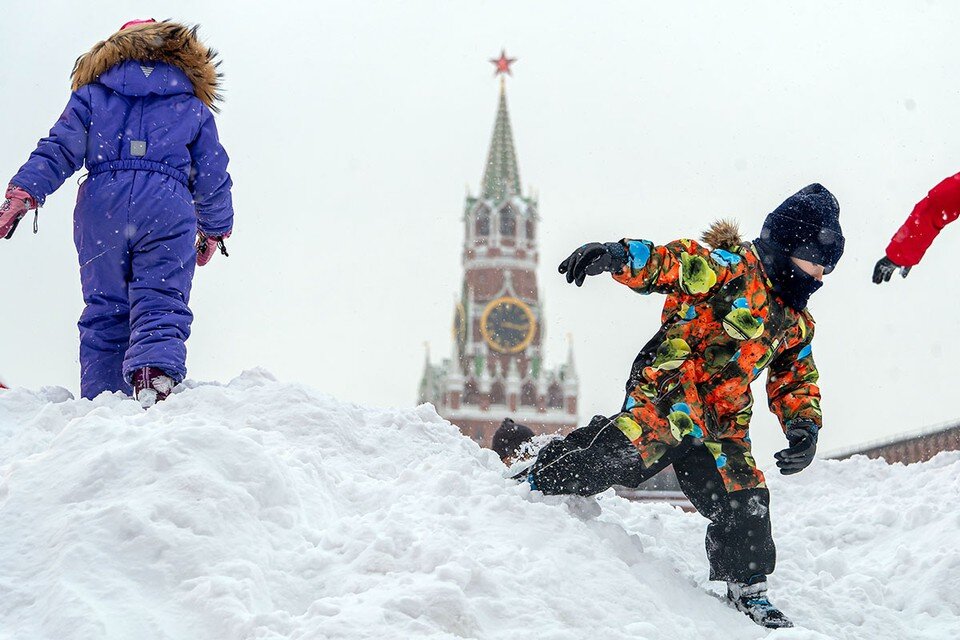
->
[490, 49, 517, 76]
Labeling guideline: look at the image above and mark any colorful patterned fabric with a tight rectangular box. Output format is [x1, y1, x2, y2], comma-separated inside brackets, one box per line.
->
[610, 234, 822, 492]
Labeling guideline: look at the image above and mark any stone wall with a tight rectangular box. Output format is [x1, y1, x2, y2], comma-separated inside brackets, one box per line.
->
[828, 424, 960, 464]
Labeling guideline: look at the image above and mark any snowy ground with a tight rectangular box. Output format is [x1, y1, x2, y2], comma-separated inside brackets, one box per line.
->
[0, 371, 956, 640]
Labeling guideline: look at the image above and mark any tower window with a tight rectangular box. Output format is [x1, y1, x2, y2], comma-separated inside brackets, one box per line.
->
[476, 212, 490, 236]
[490, 381, 505, 405]
[526, 219, 535, 240]
[499, 206, 516, 236]
[548, 383, 564, 409]
[521, 382, 537, 406]
[463, 379, 479, 405]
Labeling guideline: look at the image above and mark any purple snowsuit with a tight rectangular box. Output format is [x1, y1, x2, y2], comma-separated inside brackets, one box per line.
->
[11, 59, 233, 399]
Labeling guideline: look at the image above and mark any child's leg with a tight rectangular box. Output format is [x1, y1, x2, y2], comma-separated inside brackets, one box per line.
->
[122, 179, 197, 384]
[672, 441, 776, 582]
[529, 415, 683, 495]
[78, 304, 131, 398]
[74, 183, 133, 399]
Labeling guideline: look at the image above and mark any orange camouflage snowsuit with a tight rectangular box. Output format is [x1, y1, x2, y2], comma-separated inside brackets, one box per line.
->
[609, 225, 822, 493]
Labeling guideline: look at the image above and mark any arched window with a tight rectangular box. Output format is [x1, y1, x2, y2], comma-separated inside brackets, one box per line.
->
[476, 211, 490, 236]
[463, 379, 479, 405]
[526, 219, 535, 240]
[490, 381, 506, 406]
[521, 381, 537, 406]
[499, 206, 516, 236]
[548, 382, 564, 409]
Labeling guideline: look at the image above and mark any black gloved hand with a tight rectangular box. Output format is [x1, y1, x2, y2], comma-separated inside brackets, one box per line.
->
[872, 256, 911, 284]
[558, 242, 628, 287]
[774, 422, 819, 475]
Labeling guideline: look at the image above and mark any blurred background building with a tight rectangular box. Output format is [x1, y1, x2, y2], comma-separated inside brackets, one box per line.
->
[419, 54, 690, 510]
[826, 419, 960, 464]
[419, 53, 578, 447]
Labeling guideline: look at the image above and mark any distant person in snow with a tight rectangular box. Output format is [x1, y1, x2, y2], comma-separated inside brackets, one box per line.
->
[0, 19, 233, 406]
[492, 418, 535, 465]
[521, 184, 844, 629]
[873, 172, 960, 283]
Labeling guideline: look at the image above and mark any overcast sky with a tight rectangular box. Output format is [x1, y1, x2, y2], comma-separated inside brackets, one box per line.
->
[2, 1, 960, 466]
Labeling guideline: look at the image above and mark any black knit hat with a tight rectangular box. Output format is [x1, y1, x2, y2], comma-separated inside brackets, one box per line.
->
[759, 184, 844, 272]
[492, 418, 535, 461]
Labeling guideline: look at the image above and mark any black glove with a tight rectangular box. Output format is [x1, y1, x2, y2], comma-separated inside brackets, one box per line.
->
[872, 256, 911, 284]
[558, 242, 628, 287]
[774, 422, 819, 475]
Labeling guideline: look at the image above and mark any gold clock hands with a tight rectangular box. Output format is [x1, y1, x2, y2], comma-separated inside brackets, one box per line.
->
[501, 322, 530, 331]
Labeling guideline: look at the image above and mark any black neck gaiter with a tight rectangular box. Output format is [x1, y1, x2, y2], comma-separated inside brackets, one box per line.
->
[753, 237, 822, 312]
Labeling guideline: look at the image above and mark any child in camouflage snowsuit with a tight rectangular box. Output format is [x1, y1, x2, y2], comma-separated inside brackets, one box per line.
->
[527, 184, 844, 629]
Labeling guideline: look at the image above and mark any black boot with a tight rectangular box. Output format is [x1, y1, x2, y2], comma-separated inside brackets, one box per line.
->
[726, 578, 794, 629]
[527, 415, 643, 495]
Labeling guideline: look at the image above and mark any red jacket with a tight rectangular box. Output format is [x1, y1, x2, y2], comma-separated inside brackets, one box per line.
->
[887, 172, 960, 267]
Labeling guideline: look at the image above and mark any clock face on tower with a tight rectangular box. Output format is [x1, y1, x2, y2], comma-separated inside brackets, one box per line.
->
[480, 296, 536, 353]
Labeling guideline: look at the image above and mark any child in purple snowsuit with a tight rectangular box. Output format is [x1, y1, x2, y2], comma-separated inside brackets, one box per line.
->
[0, 19, 234, 403]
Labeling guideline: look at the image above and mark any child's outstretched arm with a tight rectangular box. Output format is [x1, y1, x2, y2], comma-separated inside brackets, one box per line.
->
[189, 106, 234, 238]
[558, 238, 738, 299]
[610, 238, 737, 299]
[875, 172, 960, 282]
[9, 87, 92, 206]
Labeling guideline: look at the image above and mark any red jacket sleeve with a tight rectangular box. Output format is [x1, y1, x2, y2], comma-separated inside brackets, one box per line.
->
[886, 173, 960, 267]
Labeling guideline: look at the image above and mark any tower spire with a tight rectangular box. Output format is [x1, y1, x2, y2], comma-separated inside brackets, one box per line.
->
[419, 49, 578, 446]
[482, 51, 521, 202]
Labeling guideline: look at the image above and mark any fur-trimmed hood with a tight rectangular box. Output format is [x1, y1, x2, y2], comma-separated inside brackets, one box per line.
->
[71, 21, 222, 111]
[700, 219, 743, 250]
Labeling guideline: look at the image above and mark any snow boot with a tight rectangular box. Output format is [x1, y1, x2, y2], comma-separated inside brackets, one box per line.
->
[131, 367, 175, 408]
[726, 578, 794, 629]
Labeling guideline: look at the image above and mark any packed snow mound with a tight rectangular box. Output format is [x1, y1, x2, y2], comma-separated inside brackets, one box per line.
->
[0, 371, 957, 640]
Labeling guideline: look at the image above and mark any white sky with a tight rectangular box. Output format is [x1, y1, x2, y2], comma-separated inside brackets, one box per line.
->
[2, 1, 960, 466]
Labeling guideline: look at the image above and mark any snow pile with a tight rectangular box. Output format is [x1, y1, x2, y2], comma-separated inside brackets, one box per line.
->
[0, 371, 957, 640]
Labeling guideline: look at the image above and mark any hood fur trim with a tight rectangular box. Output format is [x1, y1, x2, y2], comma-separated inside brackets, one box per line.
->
[71, 21, 223, 111]
[700, 219, 743, 249]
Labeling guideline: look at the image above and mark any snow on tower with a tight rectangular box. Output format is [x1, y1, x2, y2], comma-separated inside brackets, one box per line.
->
[418, 51, 579, 447]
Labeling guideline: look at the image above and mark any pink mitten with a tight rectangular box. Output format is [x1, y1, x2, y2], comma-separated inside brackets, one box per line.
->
[196, 230, 231, 267]
[0, 185, 37, 240]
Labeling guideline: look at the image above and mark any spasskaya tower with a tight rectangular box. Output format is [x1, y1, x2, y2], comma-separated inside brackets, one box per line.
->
[419, 52, 579, 447]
